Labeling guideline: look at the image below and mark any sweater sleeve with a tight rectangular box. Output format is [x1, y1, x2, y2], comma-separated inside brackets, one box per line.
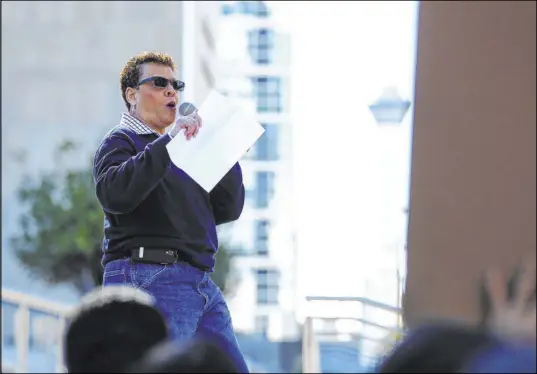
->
[209, 162, 245, 225]
[93, 133, 173, 214]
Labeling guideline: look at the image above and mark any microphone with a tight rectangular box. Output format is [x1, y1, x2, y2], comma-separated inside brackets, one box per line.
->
[179, 102, 197, 116]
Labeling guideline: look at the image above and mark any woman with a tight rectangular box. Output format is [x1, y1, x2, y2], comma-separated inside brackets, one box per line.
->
[93, 51, 248, 373]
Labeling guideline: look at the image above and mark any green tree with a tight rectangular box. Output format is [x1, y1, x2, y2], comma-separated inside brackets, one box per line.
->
[212, 243, 238, 297]
[11, 140, 235, 295]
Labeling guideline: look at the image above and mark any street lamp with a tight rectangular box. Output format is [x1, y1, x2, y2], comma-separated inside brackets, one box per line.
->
[368, 87, 411, 125]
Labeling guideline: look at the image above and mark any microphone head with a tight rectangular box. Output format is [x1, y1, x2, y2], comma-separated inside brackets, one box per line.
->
[179, 102, 197, 116]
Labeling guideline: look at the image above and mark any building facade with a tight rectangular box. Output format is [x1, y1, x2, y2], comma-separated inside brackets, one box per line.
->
[1, 0, 219, 302]
[215, 1, 299, 341]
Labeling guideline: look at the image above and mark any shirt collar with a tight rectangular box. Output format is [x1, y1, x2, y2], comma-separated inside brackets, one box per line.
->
[119, 112, 162, 137]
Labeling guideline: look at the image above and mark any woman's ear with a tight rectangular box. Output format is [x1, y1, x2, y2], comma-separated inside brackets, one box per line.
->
[126, 87, 137, 108]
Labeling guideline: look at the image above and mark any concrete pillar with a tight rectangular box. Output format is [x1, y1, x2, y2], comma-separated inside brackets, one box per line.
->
[404, 1, 536, 328]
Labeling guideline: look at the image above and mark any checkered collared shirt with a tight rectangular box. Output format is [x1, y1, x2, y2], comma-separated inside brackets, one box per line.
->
[119, 112, 162, 137]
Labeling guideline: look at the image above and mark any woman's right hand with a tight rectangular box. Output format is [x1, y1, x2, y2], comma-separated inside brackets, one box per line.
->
[169, 112, 202, 140]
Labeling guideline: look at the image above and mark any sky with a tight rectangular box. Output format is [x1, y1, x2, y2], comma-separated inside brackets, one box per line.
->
[267, 1, 419, 317]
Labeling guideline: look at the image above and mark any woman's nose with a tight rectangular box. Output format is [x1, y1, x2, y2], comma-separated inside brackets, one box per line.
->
[165, 87, 175, 97]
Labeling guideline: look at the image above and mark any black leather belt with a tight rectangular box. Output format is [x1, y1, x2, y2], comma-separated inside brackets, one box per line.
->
[129, 247, 178, 265]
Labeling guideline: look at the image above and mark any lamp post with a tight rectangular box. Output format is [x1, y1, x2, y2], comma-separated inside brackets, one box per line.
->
[368, 87, 411, 332]
[368, 87, 411, 126]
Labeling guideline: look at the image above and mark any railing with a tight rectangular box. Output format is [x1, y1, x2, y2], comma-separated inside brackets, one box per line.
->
[1, 288, 75, 373]
[302, 296, 404, 373]
[2, 288, 404, 373]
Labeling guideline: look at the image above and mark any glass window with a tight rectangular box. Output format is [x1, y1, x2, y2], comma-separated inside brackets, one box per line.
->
[248, 28, 274, 64]
[256, 124, 279, 161]
[251, 77, 282, 113]
[242, 144, 256, 160]
[256, 269, 280, 305]
[245, 188, 255, 204]
[240, 1, 269, 17]
[255, 171, 275, 208]
[221, 1, 269, 17]
[221, 3, 234, 15]
[254, 315, 270, 336]
[254, 219, 270, 255]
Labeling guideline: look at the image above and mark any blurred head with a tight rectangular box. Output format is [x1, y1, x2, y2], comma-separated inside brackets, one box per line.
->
[120, 51, 184, 134]
[464, 342, 536, 373]
[126, 333, 240, 373]
[377, 322, 498, 373]
[65, 286, 169, 373]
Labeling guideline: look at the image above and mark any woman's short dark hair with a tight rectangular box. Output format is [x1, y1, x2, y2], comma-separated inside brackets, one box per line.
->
[119, 51, 176, 111]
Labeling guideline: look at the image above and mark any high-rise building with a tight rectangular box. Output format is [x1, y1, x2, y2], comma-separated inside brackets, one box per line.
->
[1, 1, 220, 302]
[216, 1, 298, 340]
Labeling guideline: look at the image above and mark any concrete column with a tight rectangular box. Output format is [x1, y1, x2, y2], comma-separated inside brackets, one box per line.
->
[404, 1, 536, 327]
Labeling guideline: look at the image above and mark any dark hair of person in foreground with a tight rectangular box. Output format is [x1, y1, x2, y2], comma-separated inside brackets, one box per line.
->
[377, 322, 499, 373]
[126, 333, 241, 373]
[65, 286, 169, 373]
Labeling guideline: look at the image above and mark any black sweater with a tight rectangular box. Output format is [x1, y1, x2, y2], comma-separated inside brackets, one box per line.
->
[93, 126, 245, 270]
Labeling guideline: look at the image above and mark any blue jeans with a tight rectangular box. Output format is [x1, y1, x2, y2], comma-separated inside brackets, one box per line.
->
[102, 258, 249, 373]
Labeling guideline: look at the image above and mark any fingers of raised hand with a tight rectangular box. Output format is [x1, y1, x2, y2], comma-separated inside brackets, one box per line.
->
[514, 261, 536, 311]
[192, 113, 202, 127]
[184, 123, 200, 140]
[178, 116, 196, 126]
[175, 113, 202, 140]
[484, 267, 507, 311]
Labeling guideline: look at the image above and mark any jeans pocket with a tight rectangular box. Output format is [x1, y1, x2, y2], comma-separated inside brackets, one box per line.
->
[102, 269, 126, 286]
[130, 262, 168, 289]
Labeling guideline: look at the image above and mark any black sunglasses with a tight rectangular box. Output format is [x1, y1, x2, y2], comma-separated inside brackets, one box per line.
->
[137, 76, 185, 92]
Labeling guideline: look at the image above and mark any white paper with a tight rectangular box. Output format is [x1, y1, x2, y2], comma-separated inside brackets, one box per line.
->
[166, 90, 265, 192]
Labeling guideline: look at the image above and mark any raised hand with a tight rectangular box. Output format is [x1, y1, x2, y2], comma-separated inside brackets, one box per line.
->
[483, 259, 536, 341]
